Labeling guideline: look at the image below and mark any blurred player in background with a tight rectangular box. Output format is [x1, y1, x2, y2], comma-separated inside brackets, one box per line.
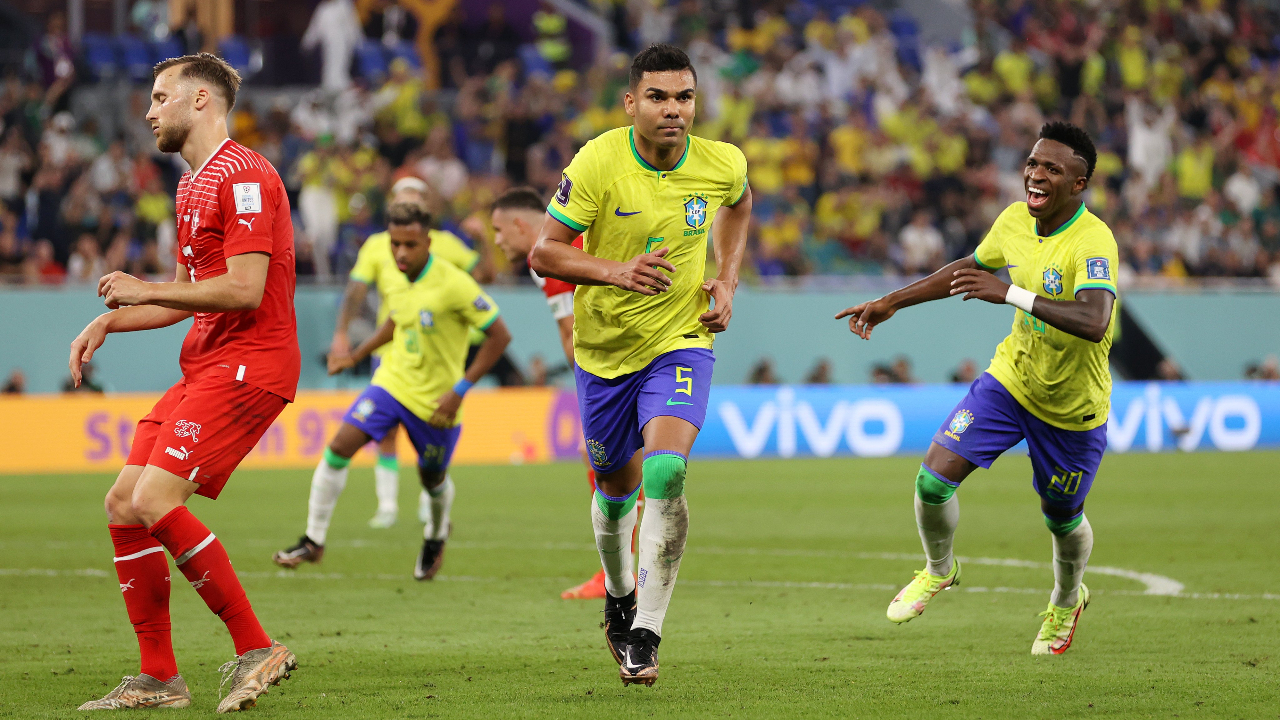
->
[836, 121, 1117, 656]
[491, 185, 621, 601]
[69, 54, 298, 712]
[275, 202, 511, 580]
[331, 176, 494, 530]
[530, 44, 751, 686]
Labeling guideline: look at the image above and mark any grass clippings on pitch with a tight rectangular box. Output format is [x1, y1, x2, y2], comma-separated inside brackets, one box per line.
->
[1, 452, 1277, 719]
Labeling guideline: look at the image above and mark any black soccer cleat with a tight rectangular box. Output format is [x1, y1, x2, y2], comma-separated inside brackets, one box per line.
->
[603, 589, 636, 665]
[272, 536, 324, 569]
[414, 538, 447, 580]
[619, 628, 660, 687]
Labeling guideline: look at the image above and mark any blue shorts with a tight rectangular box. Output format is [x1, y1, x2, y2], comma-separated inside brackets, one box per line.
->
[932, 373, 1106, 514]
[342, 385, 461, 472]
[574, 348, 714, 473]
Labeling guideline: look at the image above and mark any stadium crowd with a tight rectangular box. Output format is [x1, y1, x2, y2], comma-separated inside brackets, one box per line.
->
[4, 0, 1280, 286]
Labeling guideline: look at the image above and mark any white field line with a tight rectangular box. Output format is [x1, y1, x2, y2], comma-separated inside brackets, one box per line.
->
[3, 566, 1276, 601]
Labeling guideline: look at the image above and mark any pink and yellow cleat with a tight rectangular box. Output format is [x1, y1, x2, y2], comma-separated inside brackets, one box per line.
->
[886, 560, 961, 623]
[1032, 584, 1090, 655]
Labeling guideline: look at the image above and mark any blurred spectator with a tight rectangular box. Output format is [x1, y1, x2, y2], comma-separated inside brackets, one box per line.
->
[63, 362, 104, 393]
[303, 0, 363, 92]
[871, 363, 896, 384]
[898, 209, 945, 275]
[66, 233, 106, 283]
[748, 358, 778, 385]
[950, 359, 979, 384]
[2, 369, 25, 394]
[1245, 356, 1280, 380]
[804, 358, 832, 385]
[891, 355, 916, 384]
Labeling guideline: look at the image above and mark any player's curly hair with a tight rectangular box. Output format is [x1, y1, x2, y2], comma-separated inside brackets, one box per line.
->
[1038, 121, 1096, 180]
[153, 53, 241, 110]
[492, 187, 546, 214]
[386, 201, 432, 228]
[629, 44, 697, 89]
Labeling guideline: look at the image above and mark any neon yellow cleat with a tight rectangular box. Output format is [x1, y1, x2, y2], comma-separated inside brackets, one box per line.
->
[886, 560, 961, 623]
[1032, 584, 1090, 656]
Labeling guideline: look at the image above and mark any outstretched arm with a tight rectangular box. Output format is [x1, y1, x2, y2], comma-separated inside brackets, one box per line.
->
[950, 270, 1114, 342]
[529, 216, 677, 295]
[428, 317, 512, 427]
[69, 264, 195, 387]
[328, 318, 395, 375]
[99, 252, 270, 312]
[836, 256, 980, 339]
[331, 279, 371, 357]
[700, 186, 752, 333]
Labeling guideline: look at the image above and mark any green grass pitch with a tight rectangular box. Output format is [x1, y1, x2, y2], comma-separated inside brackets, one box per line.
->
[2, 452, 1278, 719]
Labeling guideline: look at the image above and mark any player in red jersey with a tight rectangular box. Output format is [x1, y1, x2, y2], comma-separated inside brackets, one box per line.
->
[491, 187, 639, 600]
[68, 54, 299, 713]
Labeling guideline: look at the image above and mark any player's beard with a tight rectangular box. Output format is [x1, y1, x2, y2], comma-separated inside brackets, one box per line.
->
[155, 114, 192, 154]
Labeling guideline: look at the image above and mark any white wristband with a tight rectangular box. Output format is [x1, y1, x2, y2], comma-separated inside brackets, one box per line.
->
[1005, 284, 1037, 313]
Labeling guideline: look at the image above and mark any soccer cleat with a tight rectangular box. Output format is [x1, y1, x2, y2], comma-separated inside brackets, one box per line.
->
[886, 559, 961, 623]
[562, 569, 609, 600]
[414, 538, 446, 580]
[602, 589, 637, 664]
[1032, 584, 1090, 656]
[215, 641, 297, 713]
[272, 536, 323, 569]
[619, 628, 660, 686]
[367, 509, 397, 529]
[78, 673, 191, 710]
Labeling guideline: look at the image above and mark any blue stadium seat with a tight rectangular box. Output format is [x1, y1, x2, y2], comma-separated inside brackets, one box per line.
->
[116, 35, 153, 82]
[355, 39, 389, 81]
[386, 41, 422, 70]
[151, 36, 185, 66]
[81, 33, 118, 79]
[219, 35, 252, 74]
[888, 10, 920, 40]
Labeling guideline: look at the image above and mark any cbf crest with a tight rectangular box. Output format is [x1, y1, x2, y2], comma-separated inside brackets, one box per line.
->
[1042, 264, 1064, 296]
[352, 398, 376, 421]
[949, 409, 974, 435]
[684, 195, 708, 229]
[586, 438, 610, 468]
[419, 310, 434, 328]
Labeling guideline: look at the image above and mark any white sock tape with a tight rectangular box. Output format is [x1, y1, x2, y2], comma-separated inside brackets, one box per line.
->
[1005, 284, 1038, 313]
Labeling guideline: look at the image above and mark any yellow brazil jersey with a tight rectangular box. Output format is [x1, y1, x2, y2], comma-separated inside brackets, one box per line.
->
[974, 202, 1119, 431]
[370, 256, 500, 426]
[546, 126, 748, 378]
[350, 228, 480, 355]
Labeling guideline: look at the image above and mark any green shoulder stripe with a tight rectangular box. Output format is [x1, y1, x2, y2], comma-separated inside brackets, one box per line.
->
[1074, 282, 1116, 296]
[973, 253, 1001, 271]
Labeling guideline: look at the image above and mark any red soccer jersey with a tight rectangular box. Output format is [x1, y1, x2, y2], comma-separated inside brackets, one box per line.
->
[528, 235, 580, 320]
[173, 139, 300, 401]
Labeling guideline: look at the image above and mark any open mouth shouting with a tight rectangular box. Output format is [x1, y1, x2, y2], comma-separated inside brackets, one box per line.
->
[1027, 185, 1049, 211]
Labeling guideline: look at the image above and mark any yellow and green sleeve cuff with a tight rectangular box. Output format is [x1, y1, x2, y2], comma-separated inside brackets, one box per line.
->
[546, 205, 588, 232]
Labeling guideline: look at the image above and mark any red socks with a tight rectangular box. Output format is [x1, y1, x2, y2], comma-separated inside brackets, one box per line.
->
[109, 524, 178, 681]
[149, 507, 271, 656]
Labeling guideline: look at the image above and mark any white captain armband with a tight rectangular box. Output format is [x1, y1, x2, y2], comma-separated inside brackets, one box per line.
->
[546, 292, 573, 321]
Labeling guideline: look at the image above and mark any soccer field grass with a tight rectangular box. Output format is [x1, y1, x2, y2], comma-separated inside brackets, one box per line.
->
[2, 453, 1278, 719]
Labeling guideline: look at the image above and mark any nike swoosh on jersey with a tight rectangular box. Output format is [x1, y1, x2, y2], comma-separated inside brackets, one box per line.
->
[666, 399, 693, 406]
[614, 208, 642, 217]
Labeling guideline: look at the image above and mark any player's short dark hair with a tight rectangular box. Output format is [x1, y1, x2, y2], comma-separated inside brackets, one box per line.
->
[629, 43, 697, 89]
[492, 187, 546, 214]
[1038, 121, 1096, 180]
[153, 53, 242, 110]
[386, 201, 431, 229]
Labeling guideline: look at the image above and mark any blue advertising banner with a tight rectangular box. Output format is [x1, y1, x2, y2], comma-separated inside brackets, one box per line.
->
[692, 381, 1280, 459]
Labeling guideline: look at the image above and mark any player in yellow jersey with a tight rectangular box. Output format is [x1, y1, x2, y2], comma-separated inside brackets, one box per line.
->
[333, 177, 495, 530]
[274, 202, 511, 580]
[836, 122, 1117, 656]
[530, 44, 752, 686]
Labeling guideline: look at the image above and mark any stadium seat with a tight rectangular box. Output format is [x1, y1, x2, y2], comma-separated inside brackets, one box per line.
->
[518, 44, 553, 79]
[355, 39, 389, 81]
[117, 35, 153, 82]
[151, 36, 185, 66]
[81, 33, 118, 80]
[219, 35, 252, 74]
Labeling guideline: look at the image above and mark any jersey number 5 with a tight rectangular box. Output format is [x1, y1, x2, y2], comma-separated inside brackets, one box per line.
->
[675, 366, 693, 396]
[645, 237, 664, 253]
